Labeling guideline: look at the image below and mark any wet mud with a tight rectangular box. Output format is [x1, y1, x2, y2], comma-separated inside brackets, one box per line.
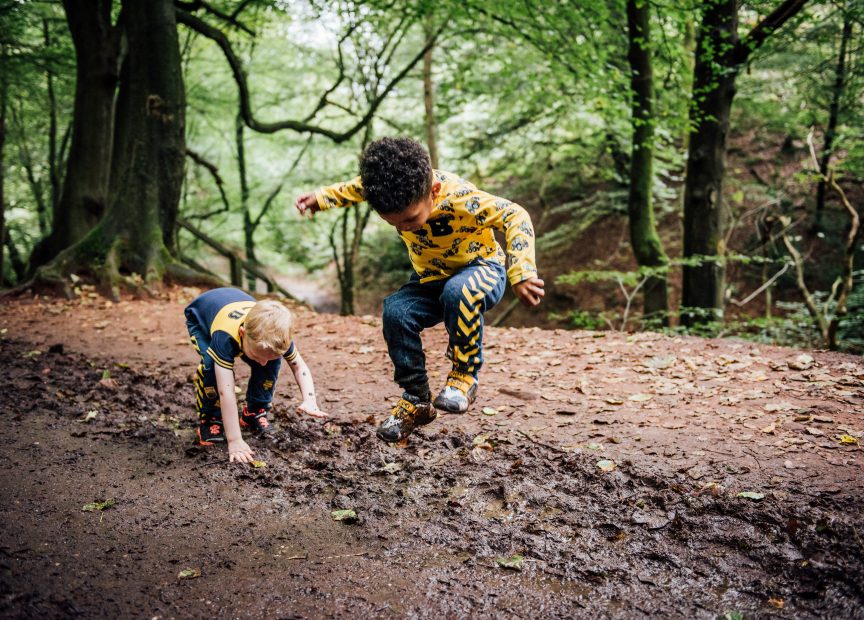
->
[1, 337, 862, 618]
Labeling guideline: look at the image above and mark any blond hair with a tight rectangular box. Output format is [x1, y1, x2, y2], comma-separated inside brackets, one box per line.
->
[243, 299, 293, 353]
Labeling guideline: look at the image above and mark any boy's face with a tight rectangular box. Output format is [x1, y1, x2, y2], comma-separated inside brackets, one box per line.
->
[379, 181, 441, 232]
[240, 327, 283, 366]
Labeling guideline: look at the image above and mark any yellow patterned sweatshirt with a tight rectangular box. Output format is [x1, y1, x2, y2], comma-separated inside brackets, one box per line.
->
[314, 170, 538, 285]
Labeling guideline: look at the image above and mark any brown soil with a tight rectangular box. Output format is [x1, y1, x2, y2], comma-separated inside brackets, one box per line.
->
[1, 287, 863, 618]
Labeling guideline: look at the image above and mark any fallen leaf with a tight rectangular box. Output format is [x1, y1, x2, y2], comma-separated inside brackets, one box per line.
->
[736, 491, 764, 501]
[324, 422, 341, 436]
[764, 402, 795, 412]
[331, 509, 357, 523]
[767, 597, 784, 609]
[82, 498, 115, 512]
[628, 393, 653, 402]
[805, 427, 824, 436]
[839, 434, 859, 445]
[251, 460, 267, 468]
[178, 568, 201, 579]
[605, 398, 624, 405]
[644, 355, 676, 370]
[381, 462, 403, 474]
[80, 410, 98, 423]
[596, 459, 616, 472]
[586, 442, 602, 451]
[761, 423, 776, 434]
[495, 554, 524, 571]
[482, 407, 498, 416]
[788, 354, 813, 371]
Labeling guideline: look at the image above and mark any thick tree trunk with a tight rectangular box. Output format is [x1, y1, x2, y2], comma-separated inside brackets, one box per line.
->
[29, 0, 187, 299]
[28, 0, 120, 270]
[101, 0, 185, 272]
[814, 10, 851, 228]
[680, 0, 738, 326]
[626, 0, 669, 326]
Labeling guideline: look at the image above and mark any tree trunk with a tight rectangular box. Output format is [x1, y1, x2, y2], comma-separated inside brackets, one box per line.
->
[681, 0, 808, 326]
[236, 113, 258, 290]
[423, 16, 439, 169]
[0, 48, 7, 286]
[626, 0, 669, 326]
[680, 0, 738, 325]
[44, 18, 62, 212]
[814, 9, 851, 229]
[32, 0, 187, 298]
[28, 0, 120, 271]
[102, 0, 185, 271]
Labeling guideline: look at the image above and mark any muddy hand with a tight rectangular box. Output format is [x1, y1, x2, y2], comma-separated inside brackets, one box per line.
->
[513, 277, 545, 307]
[228, 438, 255, 464]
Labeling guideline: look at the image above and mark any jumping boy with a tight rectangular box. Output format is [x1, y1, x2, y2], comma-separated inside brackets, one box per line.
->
[295, 137, 544, 443]
[184, 287, 326, 463]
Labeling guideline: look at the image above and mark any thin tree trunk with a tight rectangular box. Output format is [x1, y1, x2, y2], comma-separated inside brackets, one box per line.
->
[814, 9, 851, 229]
[626, 0, 669, 325]
[44, 18, 62, 212]
[0, 47, 7, 286]
[236, 112, 257, 290]
[28, 0, 120, 271]
[423, 16, 439, 169]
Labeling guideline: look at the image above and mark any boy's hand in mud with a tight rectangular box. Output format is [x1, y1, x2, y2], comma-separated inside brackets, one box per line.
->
[294, 193, 320, 218]
[228, 438, 255, 464]
[297, 399, 328, 419]
[513, 277, 545, 307]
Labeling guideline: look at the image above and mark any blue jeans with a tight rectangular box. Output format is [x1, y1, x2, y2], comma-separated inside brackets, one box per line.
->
[382, 259, 506, 398]
[185, 315, 281, 423]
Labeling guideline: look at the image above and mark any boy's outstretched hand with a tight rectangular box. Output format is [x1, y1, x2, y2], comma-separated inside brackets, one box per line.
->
[294, 193, 320, 218]
[297, 400, 329, 419]
[228, 438, 255, 464]
[513, 277, 545, 307]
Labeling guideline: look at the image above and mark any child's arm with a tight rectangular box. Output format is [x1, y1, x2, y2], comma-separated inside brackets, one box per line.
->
[472, 192, 545, 306]
[285, 349, 328, 419]
[214, 365, 256, 463]
[295, 177, 365, 218]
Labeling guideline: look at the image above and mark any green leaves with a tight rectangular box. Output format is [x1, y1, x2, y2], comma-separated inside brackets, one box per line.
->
[331, 509, 358, 523]
[82, 498, 115, 512]
[495, 554, 524, 571]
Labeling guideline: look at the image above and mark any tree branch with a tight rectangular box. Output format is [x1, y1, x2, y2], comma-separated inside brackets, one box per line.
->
[174, 0, 255, 36]
[734, 0, 809, 65]
[185, 147, 231, 216]
[176, 9, 442, 143]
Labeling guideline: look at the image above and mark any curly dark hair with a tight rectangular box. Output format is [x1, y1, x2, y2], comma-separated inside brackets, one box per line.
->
[359, 137, 432, 214]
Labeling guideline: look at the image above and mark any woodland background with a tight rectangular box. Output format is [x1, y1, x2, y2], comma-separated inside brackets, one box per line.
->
[1, 0, 862, 350]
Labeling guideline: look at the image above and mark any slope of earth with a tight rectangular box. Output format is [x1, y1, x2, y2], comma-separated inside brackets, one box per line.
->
[0, 287, 862, 618]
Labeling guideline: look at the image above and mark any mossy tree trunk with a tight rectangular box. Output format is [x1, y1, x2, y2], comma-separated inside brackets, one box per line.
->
[626, 0, 669, 326]
[34, 0, 189, 299]
[28, 0, 121, 271]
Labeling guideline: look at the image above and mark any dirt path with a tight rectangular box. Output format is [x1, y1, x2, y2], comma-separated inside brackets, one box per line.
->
[1, 288, 863, 618]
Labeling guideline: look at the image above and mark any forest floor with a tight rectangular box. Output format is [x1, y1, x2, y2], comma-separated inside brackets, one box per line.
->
[1, 286, 863, 619]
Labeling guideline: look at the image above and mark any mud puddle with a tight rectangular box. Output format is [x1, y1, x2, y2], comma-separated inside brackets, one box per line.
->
[1, 337, 862, 618]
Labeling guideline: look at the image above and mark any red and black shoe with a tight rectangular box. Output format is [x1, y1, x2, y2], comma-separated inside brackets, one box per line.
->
[197, 420, 225, 446]
[240, 405, 274, 436]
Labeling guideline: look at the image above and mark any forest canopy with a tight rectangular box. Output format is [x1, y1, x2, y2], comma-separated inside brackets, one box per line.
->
[1, 0, 862, 350]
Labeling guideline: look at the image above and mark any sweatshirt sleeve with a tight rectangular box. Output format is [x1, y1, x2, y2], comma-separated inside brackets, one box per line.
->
[314, 176, 365, 211]
[472, 192, 538, 285]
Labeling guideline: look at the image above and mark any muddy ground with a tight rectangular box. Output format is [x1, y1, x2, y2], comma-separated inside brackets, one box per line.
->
[1, 288, 863, 619]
